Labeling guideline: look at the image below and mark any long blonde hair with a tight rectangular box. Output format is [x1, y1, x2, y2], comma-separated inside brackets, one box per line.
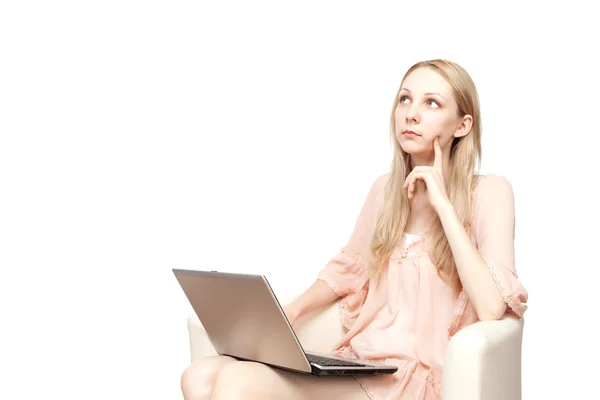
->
[368, 59, 482, 295]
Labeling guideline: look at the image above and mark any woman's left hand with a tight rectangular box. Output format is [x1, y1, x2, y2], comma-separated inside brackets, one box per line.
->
[403, 137, 452, 214]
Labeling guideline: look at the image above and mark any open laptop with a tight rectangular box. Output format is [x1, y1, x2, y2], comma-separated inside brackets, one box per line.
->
[173, 269, 398, 376]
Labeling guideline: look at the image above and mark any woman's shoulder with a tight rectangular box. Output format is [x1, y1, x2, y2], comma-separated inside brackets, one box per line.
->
[373, 172, 391, 190]
[360, 172, 390, 197]
[473, 173, 515, 205]
[474, 173, 513, 192]
[361, 172, 390, 209]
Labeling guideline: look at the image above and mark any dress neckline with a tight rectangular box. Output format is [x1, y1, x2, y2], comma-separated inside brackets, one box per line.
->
[404, 232, 424, 238]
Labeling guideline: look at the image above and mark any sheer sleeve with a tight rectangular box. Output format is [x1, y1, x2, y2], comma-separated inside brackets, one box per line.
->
[474, 174, 529, 317]
[317, 174, 387, 329]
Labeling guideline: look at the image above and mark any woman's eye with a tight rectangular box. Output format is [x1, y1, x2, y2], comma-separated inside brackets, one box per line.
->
[427, 100, 440, 108]
[399, 96, 409, 103]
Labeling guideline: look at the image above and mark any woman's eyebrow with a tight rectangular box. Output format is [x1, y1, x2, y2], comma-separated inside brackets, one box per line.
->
[399, 88, 446, 100]
[425, 92, 446, 99]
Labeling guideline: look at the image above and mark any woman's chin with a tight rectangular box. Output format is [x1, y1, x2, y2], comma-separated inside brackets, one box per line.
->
[399, 140, 427, 155]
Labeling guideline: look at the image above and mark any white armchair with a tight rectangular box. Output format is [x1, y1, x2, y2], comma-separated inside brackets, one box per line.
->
[186, 290, 524, 400]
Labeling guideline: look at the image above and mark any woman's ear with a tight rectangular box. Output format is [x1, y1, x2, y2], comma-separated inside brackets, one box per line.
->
[454, 114, 473, 138]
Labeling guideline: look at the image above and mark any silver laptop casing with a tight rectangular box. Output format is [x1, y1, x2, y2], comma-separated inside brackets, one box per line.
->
[173, 269, 398, 376]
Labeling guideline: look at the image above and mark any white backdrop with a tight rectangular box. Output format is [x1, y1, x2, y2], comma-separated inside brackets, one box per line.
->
[1, 1, 598, 399]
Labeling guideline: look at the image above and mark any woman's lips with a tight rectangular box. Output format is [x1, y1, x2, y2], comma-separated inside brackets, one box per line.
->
[402, 130, 421, 137]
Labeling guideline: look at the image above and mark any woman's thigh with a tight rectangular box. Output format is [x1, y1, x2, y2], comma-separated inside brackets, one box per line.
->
[211, 360, 370, 400]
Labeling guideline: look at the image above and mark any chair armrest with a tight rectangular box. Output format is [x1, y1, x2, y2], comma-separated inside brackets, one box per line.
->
[443, 315, 524, 400]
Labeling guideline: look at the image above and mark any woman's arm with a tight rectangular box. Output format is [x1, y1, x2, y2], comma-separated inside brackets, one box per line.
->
[403, 140, 518, 321]
[283, 279, 339, 325]
[437, 202, 507, 321]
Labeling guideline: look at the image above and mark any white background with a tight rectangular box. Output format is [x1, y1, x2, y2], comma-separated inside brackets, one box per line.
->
[1, 1, 598, 399]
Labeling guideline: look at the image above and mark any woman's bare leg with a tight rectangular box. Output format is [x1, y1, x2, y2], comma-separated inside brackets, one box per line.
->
[210, 360, 370, 400]
[180, 356, 237, 400]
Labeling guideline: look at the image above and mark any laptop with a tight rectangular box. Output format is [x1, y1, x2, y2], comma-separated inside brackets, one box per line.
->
[173, 268, 398, 376]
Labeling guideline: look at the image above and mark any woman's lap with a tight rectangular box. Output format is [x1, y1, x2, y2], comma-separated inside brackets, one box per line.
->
[187, 356, 370, 400]
[213, 360, 369, 400]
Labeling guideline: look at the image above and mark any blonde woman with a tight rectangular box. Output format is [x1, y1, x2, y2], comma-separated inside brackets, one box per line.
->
[181, 59, 529, 399]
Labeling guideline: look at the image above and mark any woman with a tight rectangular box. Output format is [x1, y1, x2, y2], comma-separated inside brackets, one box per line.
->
[181, 59, 529, 399]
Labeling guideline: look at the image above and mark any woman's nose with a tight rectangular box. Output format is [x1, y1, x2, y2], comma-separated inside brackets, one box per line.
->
[406, 108, 419, 123]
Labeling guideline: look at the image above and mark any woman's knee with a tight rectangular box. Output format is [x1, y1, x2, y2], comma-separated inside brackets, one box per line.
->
[211, 361, 265, 399]
[181, 361, 211, 400]
[180, 357, 235, 400]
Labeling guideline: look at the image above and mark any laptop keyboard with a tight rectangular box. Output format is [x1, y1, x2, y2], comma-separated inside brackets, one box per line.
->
[307, 354, 367, 367]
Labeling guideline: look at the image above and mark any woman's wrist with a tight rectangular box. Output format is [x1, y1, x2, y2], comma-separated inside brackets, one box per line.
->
[284, 301, 301, 323]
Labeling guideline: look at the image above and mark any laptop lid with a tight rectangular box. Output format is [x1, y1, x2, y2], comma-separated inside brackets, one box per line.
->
[173, 269, 312, 374]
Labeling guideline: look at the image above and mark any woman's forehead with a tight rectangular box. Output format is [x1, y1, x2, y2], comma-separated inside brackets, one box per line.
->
[401, 68, 453, 97]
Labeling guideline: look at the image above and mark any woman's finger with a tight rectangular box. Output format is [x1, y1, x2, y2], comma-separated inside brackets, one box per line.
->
[407, 172, 429, 199]
[433, 137, 443, 170]
[404, 167, 433, 189]
[403, 172, 414, 189]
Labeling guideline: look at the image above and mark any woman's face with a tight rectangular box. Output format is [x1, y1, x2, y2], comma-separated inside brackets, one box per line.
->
[394, 67, 470, 157]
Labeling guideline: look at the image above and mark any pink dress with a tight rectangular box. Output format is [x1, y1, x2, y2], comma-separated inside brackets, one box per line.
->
[317, 173, 529, 399]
